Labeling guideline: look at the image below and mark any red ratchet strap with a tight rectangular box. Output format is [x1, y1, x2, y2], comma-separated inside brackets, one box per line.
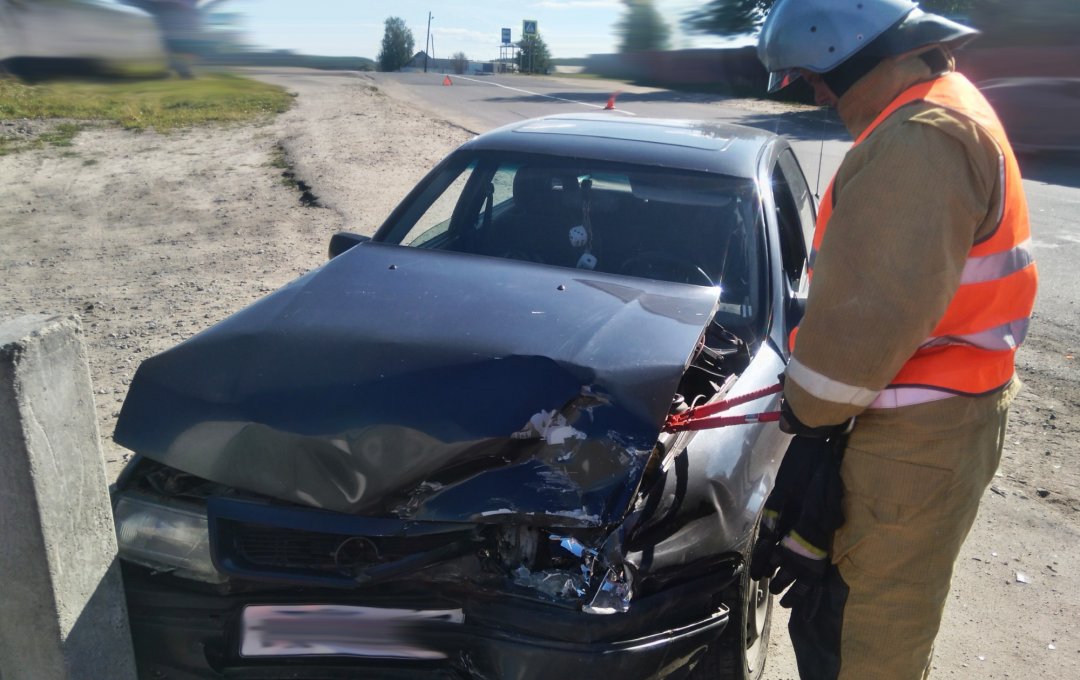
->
[664, 381, 783, 432]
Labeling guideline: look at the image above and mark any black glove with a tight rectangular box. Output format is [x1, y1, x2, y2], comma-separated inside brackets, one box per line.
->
[751, 400, 851, 618]
[748, 434, 824, 580]
[778, 398, 853, 438]
[749, 400, 852, 578]
[768, 534, 829, 612]
[767, 437, 846, 614]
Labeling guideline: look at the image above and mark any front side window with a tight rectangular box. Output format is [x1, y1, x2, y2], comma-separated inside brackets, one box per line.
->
[772, 150, 815, 293]
[378, 152, 766, 328]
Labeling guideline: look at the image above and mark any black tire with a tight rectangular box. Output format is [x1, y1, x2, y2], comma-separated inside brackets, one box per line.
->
[689, 534, 773, 679]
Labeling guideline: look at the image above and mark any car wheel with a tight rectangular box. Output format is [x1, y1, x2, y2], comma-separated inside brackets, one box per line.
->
[689, 533, 772, 679]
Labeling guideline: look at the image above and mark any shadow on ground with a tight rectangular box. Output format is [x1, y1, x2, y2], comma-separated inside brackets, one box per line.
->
[480, 90, 850, 141]
[731, 110, 847, 141]
[481, 89, 746, 106]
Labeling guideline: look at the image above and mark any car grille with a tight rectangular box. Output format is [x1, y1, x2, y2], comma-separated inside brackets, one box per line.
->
[207, 498, 479, 587]
[232, 524, 354, 572]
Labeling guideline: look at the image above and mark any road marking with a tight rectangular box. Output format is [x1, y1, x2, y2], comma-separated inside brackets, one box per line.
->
[451, 75, 637, 116]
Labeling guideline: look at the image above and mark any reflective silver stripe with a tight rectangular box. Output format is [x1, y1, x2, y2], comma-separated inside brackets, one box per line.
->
[960, 239, 1033, 285]
[922, 317, 1030, 352]
[869, 387, 955, 409]
[786, 357, 879, 407]
[809, 247, 818, 269]
[993, 145, 1006, 227]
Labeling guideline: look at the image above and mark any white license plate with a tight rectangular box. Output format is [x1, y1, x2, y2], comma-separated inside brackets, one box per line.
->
[240, 604, 464, 659]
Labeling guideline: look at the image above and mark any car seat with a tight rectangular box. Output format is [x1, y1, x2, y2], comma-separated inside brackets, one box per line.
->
[497, 167, 582, 265]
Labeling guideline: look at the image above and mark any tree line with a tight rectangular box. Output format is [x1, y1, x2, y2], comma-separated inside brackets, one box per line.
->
[377, 16, 551, 74]
[376, 2, 1078, 73]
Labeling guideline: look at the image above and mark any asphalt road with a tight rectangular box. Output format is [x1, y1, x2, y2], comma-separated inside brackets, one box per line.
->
[375, 71, 851, 188]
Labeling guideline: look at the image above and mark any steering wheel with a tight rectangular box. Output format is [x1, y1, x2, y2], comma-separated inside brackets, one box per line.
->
[618, 252, 714, 287]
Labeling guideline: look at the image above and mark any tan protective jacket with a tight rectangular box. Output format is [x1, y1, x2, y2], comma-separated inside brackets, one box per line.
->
[784, 54, 1026, 427]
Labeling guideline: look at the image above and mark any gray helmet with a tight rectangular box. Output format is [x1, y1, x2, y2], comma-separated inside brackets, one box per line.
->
[758, 0, 979, 93]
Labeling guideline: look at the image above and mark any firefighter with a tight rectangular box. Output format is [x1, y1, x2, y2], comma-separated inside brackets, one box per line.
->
[750, 1, 1038, 678]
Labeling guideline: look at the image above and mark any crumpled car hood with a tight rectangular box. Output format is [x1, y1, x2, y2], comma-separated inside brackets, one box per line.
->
[115, 243, 719, 526]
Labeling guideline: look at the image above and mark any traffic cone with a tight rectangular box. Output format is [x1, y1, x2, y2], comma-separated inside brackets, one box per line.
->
[443, 75, 452, 86]
[603, 90, 620, 110]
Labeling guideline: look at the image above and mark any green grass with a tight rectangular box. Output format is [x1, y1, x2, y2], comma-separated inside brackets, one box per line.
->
[0, 72, 293, 132]
[38, 123, 81, 146]
[0, 122, 81, 155]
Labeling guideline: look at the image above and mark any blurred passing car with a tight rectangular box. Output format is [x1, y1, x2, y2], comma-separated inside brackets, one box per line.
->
[111, 114, 820, 679]
[978, 77, 1080, 154]
[0, 0, 164, 77]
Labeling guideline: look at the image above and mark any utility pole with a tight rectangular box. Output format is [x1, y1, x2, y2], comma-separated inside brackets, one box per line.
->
[424, 11, 432, 73]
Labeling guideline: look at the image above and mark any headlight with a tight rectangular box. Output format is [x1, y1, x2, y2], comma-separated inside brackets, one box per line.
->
[114, 494, 225, 584]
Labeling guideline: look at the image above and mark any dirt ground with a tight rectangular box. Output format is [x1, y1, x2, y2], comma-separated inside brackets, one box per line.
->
[1, 70, 1076, 679]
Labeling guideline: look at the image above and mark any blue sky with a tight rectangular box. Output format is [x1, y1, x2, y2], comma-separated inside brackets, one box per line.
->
[222, 0, 751, 61]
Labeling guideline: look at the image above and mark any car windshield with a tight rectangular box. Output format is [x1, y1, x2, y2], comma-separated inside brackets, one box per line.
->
[378, 151, 766, 326]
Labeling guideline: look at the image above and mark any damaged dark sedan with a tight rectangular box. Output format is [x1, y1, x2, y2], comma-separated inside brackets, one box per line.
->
[111, 114, 818, 679]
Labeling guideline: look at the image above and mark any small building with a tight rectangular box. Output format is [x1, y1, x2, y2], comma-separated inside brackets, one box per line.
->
[401, 51, 457, 73]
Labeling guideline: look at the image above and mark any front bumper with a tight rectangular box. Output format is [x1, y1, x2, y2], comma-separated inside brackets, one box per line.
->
[122, 561, 738, 680]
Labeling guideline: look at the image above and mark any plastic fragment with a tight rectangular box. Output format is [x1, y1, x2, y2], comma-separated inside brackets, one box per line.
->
[582, 567, 632, 615]
[512, 566, 587, 599]
[512, 410, 585, 445]
[1015, 571, 1030, 584]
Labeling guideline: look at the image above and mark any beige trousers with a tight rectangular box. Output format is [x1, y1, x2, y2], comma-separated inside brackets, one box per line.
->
[830, 379, 1019, 679]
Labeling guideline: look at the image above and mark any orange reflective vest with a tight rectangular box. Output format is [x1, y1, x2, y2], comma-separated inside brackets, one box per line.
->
[809, 72, 1038, 403]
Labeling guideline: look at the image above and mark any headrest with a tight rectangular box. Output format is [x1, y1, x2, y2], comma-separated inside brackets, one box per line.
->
[513, 167, 580, 214]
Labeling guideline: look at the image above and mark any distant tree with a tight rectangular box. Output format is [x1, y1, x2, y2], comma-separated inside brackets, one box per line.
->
[451, 51, 469, 74]
[617, 0, 671, 52]
[622, 0, 669, 52]
[517, 34, 552, 74]
[377, 16, 415, 72]
[122, 0, 235, 77]
[684, 0, 978, 37]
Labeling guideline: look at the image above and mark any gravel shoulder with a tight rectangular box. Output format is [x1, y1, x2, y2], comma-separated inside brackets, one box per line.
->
[0, 68, 1075, 679]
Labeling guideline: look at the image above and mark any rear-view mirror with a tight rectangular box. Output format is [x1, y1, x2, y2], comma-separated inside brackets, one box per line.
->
[328, 232, 370, 259]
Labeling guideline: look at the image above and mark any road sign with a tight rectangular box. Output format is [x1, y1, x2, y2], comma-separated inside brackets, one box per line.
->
[522, 20, 537, 36]
[501, 28, 511, 44]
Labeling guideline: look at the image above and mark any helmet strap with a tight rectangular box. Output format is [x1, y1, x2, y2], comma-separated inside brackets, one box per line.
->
[918, 47, 951, 77]
[821, 52, 885, 99]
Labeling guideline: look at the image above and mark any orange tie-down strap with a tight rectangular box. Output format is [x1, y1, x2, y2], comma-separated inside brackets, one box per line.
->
[664, 381, 783, 432]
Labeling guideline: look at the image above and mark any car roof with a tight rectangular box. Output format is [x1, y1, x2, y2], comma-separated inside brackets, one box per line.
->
[461, 113, 777, 179]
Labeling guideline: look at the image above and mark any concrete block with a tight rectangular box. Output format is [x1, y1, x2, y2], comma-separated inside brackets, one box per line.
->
[0, 315, 136, 680]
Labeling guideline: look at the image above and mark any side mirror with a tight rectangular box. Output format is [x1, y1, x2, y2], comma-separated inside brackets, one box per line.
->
[328, 232, 370, 259]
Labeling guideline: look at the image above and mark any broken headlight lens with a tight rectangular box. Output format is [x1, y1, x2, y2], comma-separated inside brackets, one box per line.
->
[114, 494, 225, 584]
